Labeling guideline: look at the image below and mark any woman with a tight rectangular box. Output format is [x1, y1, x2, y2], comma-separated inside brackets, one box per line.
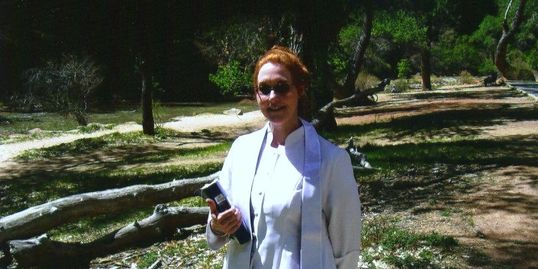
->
[205, 46, 361, 269]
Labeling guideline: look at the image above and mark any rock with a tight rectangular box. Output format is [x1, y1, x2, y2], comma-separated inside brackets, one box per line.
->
[28, 128, 43, 135]
[223, 108, 243, 116]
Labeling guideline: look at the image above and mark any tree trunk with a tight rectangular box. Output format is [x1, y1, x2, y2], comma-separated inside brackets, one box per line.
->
[336, 0, 374, 99]
[495, 0, 527, 80]
[420, 44, 432, 91]
[137, 1, 155, 135]
[9, 206, 209, 269]
[140, 65, 155, 135]
[0, 173, 217, 244]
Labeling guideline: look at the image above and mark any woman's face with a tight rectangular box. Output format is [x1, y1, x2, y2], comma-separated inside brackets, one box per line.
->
[256, 62, 303, 129]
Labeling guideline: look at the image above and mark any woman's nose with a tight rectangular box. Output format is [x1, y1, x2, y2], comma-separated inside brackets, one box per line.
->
[268, 90, 279, 101]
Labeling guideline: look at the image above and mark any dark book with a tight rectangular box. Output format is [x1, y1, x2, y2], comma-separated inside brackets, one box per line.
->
[200, 179, 251, 244]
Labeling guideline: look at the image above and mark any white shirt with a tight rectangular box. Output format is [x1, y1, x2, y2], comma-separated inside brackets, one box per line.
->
[250, 127, 305, 269]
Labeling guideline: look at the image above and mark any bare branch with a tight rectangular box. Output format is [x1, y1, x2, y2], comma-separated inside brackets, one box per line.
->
[9, 206, 209, 269]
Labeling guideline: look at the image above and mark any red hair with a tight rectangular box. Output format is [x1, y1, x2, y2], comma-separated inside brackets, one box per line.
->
[252, 46, 309, 91]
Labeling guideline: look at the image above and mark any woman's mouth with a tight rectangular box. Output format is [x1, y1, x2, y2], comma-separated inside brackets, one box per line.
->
[268, 105, 284, 112]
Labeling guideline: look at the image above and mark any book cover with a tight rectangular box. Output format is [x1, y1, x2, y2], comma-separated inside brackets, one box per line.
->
[200, 179, 251, 244]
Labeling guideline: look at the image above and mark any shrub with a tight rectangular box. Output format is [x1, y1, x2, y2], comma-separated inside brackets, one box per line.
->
[508, 50, 536, 80]
[356, 71, 381, 91]
[478, 60, 497, 75]
[459, 70, 476, 84]
[397, 59, 413, 79]
[15, 55, 103, 125]
[391, 79, 411, 92]
[209, 61, 251, 96]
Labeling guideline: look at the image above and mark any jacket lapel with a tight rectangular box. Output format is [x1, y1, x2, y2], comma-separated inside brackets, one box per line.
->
[235, 123, 269, 233]
[300, 119, 323, 269]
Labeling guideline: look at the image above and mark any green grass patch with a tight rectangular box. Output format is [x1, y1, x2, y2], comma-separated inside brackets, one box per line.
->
[0, 101, 258, 143]
[1, 161, 223, 216]
[16, 129, 231, 161]
[360, 137, 537, 168]
[137, 251, 160, 268]
[360, 215, 458, 268]
[2, 127, 231, 216]
[49, 207, 154, 243]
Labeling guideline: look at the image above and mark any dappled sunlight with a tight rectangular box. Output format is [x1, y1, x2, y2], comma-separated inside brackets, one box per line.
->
[0, 135, 229, 216]
[344, 91, 538, 268]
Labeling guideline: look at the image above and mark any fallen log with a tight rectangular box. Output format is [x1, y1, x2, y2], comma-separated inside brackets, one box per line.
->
[10, 205, 209, 269]
[0, 172, 217, 244]
[312, 79, 389, 131]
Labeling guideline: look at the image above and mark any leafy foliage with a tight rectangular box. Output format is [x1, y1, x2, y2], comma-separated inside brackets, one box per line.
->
[198, 15, 305, 96]
[328, 13, 362, 84]
[433, 31, 485, 75]
[373, 10, 428, 46]
[197, 18, 263, 96]
[397, 59, 413, 79]
[208, 61, 251, 96]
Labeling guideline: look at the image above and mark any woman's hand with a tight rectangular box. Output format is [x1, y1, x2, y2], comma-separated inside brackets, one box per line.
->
[206, 199, 243, 237]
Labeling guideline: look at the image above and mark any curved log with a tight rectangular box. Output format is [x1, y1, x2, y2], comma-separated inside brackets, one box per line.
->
[312, 79, 390, 131]
[10, 206, 209, 269]
[0, 173, 217, 244]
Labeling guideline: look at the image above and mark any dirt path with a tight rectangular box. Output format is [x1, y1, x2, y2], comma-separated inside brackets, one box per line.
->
[0, 110, 265, 163]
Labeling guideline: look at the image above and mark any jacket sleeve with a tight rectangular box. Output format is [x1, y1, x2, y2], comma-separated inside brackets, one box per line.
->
[205, 139, 238, 250]
[323, 148, 362, 269]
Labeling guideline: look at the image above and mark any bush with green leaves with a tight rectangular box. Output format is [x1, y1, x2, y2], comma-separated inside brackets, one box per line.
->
[397, 59, 413, 79]
[14, 55, 103, 125]
[209, 61, 251, 96]
[433, 30, 484, 75]
[459, 70, 476, 84]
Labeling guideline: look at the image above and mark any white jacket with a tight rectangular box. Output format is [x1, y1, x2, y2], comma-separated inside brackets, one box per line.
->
[206, 120, 361, 269]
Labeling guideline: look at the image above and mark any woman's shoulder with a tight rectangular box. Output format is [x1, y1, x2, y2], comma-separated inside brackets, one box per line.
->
[317, 135, 347, 158]
[228, 126, 267, 153]
[234, 127, 266, 144]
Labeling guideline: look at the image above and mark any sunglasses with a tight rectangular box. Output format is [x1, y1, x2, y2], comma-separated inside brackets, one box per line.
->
[257, 82, 291, 96]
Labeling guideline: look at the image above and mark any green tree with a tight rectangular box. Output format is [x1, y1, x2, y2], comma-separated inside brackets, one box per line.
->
[208, 61, 251, 96]
[373, 9, 428, 87]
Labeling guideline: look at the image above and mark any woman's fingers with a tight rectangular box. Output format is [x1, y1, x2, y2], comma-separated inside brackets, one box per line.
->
[206, 199, 218, 215]
[215, 208, 242, 234]
[206, 203, 242, 235]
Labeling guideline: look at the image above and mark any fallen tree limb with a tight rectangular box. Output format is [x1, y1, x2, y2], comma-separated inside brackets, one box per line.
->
[312, 79, 390, 131]
[10, 205, 209, 269]
[0, 172, 217, 244]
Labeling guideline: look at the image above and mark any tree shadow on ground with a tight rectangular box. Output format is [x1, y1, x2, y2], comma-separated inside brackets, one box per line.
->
[0, 132, 231, 216]
[353, 135, 537, 268]
[331, 104, 537, 144]
[404, 87, 528, 100]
